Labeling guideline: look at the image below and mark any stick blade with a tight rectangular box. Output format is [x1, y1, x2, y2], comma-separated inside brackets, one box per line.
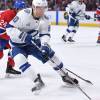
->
[86, 80, 93, 85]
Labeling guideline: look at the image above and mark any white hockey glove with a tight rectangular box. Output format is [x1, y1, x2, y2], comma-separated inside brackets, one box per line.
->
[85, 15, 91, 20]
[41, 43, 51, 57]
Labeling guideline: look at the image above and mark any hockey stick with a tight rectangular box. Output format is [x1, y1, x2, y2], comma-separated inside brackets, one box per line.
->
[60, 69, 92, 100]
[32, 41, 93, 84]
[65, 68, 93, 85]
[77, 15, 96, 21]
[31, 42, 92, 100]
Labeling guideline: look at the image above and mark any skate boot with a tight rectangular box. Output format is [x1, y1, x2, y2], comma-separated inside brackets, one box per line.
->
[32, 74, 45, 92]
[68, 37, 75, 42]
[97, 40, 100, 44]
[62, 72, 78, 87]
[62, 35, 67, 42]
[5, 66, 21, 78]
[97, 32, 100, 44]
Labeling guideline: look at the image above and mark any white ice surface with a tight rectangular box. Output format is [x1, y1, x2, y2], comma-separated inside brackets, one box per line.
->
[0, 26, 100, 100]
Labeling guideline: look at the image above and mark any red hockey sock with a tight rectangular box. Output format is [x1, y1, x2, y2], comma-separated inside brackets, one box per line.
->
[0, 51, 3, 59]
[7, 57, 15, 67]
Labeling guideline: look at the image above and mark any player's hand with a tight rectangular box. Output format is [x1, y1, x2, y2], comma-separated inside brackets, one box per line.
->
[19, 31, 35, 44]
[64, 12, 68, 20]
[25, 34, 33, 44]
[85, 15, 91, 20]
[70, 12, 77, 18]
[41, 43, 51, 57]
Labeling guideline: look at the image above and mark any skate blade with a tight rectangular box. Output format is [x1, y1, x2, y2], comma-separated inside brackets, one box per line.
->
[64, 83, 79, 88]
[61, 39, 75, 44]
[5, 73, 21, 78]
[32, 85, 45, 95]
[61, 38, 67, 43]
[33, 89, 42, 95]
[66, 41, 75, 44]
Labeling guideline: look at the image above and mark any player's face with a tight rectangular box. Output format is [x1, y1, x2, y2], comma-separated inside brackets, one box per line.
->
[33, 6, 46, 17]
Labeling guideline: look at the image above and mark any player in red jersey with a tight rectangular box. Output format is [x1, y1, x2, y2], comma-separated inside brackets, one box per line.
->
[0, 0, 26, 77]
[96, 0, 100, 43]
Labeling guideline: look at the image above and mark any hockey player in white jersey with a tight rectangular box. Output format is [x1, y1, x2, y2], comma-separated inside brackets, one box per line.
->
[62, 0, 91, 42]
[6, 0, 78, 91]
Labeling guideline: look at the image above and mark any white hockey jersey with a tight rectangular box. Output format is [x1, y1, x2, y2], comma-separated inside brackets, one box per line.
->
[6, 8, 50, 45]
[66, 1, 86, 20]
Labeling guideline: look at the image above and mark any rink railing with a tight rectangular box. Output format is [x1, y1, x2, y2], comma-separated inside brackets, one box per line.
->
[0, 10, 100, 27]
[45, 11, 100, 27]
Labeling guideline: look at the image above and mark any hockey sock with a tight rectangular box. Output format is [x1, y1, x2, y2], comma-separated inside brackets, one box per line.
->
[7, 57, 15, 68]
[25, 67, 38, 82]
[48, 55, 67, 76]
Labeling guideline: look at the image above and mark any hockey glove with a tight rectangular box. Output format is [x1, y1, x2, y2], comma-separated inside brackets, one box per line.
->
[64, 12, 69, 20]
[85, 15, 91, 20]
[70, 12, 77, 18]
[19, 32, 35, 44]
[41, 43, 51, 58]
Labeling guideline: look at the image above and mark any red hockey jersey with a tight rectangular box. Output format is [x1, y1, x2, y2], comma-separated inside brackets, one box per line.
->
[0, 9, 17, 40]
[96, 6, 100, 15]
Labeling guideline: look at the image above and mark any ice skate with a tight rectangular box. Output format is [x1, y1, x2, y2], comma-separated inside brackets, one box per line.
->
[32, 74, 45, 92]
[61, 72, 78, 87]
[68, 37, 75, 42]
[97, 40, 100, 44]
[62, 35, 67, 42]
[5, 66, 21, 78]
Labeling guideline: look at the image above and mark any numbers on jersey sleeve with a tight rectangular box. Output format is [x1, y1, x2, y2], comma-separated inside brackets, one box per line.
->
[0, 20, 7, 28]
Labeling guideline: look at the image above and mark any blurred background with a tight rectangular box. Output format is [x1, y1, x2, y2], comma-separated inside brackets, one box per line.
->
[0, 0, 99, 11]
[0, 0, 100, 26]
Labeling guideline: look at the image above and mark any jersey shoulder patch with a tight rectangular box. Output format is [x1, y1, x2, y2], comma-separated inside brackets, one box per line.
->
[24, 9, 31, 14]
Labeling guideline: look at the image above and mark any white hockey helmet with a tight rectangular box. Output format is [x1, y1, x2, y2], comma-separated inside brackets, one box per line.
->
[32, 0, 48, 17]
[32, 0, 48, 8]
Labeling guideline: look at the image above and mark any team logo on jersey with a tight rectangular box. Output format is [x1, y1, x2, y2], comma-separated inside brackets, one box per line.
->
[13, 16, 19, 23]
